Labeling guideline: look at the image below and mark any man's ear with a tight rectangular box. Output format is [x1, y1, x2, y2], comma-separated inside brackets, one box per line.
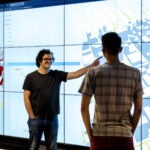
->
[119, 47, 123, 53]
[102, 48, 107, 53]
[102, 48, 104, 53]
[102, 48, 106, 55]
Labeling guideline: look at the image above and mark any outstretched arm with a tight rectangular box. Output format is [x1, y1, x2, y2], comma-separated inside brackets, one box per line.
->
[67, 56, 102, 80]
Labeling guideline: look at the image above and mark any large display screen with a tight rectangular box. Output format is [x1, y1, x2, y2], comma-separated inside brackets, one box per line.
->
[0, 0, 150, 149]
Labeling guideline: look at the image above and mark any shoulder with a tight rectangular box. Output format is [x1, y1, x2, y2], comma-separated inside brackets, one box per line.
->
[25, 70, 38, 79]
[121, 64, 141, 79]
[49, 69, 68, 80]
[49, 69, 67, 75]
[122, 63, 140, 73]
[27, 70, 37, 76]
[86, 66, 101, 77]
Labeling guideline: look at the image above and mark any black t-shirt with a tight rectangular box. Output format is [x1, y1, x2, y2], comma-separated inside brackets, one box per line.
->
[23, 70, 68, 117]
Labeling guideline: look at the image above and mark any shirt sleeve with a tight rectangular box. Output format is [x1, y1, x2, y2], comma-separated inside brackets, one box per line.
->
[22, 74, 32, 91]
[134, 69, 143, 100]
[49, 69, 68, 82]
[78, 69, 95, 96]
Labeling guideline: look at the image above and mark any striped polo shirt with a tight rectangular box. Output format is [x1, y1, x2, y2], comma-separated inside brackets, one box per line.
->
[79, 63, 143, 137]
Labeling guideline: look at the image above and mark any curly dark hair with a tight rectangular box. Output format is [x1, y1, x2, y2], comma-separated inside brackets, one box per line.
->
[36, 49, 55, 67]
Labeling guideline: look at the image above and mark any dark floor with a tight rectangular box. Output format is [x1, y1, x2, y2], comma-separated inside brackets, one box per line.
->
[0, 135, 89, 150]
[0, 145, 89, 150]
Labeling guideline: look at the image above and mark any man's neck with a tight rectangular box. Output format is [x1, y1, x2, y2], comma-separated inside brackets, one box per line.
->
[106, 55, 120, 64]
[37, 68, 49, 74]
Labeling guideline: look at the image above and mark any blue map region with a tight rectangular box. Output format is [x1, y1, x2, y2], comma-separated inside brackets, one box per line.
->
[81, 18, 150, 143]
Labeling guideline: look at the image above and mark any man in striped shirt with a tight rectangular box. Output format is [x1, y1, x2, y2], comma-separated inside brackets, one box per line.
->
[79, 32, 143, 150]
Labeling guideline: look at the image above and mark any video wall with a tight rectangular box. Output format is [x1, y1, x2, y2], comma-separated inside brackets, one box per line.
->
[0, 0, 150, 149]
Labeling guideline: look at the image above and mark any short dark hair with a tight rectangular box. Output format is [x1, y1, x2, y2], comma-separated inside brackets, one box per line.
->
[36, 49, 54, 67]
[101, 32, 121, 56]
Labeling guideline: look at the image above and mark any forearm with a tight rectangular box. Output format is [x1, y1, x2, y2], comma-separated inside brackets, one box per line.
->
[67, 56, 101, 80]
[132, 97, 142, 134]
[24, 90, 35, 119]
[81, 109, 92, 141]
[132, 108, 142, 134]
[67, 64, 92, 80]
[81, 95, 92, 140]
[24, 98, 35, 119]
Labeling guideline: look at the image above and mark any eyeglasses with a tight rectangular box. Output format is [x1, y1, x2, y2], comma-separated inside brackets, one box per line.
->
[42, 58, 55, 62]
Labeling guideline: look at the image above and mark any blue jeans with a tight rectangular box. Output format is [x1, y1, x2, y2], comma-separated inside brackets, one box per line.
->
[28, 115, 58, 150]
